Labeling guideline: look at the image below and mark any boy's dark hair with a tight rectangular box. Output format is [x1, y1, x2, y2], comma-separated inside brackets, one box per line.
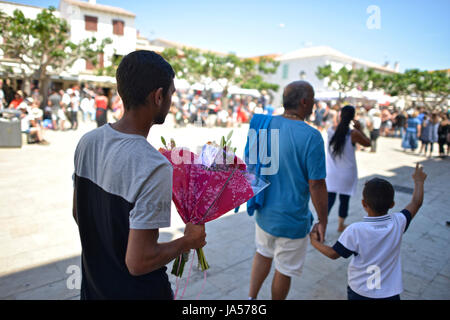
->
[116, 50, 175, 110]
[363, 178, 395, 214]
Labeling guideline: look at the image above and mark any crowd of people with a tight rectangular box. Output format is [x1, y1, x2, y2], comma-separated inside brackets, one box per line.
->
[167, 90, 276, 128]
[307, 102, 450, 158]
[1, 76, 449, 158]
[0, 79, 125, 145]
[165, 88, 450, 159]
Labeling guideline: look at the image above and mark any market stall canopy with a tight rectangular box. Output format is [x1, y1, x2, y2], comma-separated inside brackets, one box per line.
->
[228, 86, 261, 98]
[315, 90, 341, 100]
[362, 91, 397, 105]
[77, 74, 117, 84]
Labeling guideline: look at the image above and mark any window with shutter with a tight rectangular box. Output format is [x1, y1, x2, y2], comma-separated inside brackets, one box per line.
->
[85, 15, 98, 32]
[282, 64, 289, 79]
[99, 52, 104, 69]
[86, 60, 94, 70]
[85, 52, 104, 71]
[112, 20, 124, 36]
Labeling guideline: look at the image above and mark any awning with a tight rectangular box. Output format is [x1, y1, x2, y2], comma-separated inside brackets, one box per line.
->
[315, 90, 341, 100]
[77, 74, 116, 84]
[228, 86, 261, 97]
[362, 91, 396, 105]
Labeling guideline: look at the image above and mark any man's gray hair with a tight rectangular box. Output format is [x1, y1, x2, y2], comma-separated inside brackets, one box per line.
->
[282, 81, 313, 110]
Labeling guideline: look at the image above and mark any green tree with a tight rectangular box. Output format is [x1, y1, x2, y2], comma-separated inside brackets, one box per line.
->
[374, 69, 449, 110]
[0, 7, 111, 103]
[96, 51, 123, 77]
[316, 65, 360, 101]
[161, 47, 279, 107]
[317, 64, 449, 110]
[161, 47, 189, 79]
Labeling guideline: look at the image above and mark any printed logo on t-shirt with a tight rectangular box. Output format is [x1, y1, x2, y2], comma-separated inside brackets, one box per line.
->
[366, 265, 381, 290]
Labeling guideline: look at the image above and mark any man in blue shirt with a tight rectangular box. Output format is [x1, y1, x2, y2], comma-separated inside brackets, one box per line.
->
[248, 81, 328, 300]
[264, 103, 275, 116]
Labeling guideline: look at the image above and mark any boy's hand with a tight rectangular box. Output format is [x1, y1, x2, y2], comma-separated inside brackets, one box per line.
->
[312, 222, 327, 243]
[309, 229, 319, 242]
[405, 163, 426, 220]
[412, 163, 427, 184]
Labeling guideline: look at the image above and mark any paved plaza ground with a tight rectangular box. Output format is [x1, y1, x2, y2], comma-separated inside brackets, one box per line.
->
[0, 117, 449, 300]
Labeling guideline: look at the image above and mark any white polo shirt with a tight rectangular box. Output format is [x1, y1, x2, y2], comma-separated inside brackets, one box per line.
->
[332, 210, 412, 299]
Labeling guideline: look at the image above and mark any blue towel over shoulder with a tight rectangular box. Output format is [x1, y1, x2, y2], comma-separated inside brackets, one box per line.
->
[242, 114, 272, 216]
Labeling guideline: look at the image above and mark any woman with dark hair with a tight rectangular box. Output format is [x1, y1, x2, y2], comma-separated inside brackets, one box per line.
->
[326, 105, 371, 231]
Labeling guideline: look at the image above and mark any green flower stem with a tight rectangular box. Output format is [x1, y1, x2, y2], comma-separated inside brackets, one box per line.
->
[171, 252, 189, 277]
[196, 248, 210, 272]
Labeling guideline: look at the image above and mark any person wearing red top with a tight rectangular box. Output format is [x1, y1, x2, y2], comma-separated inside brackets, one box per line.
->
[94, 89, 108, 127]
[237, 103, 249, 124]
[8, 91, 24, 109]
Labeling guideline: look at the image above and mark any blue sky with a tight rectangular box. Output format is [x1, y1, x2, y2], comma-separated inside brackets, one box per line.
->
[7, 0, 450, 72]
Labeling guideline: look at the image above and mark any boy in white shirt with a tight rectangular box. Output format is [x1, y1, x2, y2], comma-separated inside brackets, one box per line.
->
[310, 164, 427, 300]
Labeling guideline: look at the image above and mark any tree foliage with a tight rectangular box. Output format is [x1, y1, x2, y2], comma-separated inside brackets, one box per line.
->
[0, 7, 111, 99]
[161, 47, 280, 105]
[316, 64, 449, 109]
[96, 52, 123, 77]
[316, 65, 356, 95]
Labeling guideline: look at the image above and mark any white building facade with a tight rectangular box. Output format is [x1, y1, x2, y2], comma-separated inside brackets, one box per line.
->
[0, 0, 136, 87]
[58, 0, 136, 85]
[263, 46, 398, 107]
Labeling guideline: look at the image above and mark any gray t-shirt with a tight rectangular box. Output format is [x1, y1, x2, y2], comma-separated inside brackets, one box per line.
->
[74, 123, 172, 229]
[48, 93, 61, 112]
[73, 124, 174, 299]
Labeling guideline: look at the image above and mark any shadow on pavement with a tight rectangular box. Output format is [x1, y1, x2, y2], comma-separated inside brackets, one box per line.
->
[1, 158, 449, 300]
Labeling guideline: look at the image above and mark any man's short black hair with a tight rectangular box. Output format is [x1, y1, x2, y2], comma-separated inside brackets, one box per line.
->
[363, 178, 395, 214]
[116, 50, 175, 110]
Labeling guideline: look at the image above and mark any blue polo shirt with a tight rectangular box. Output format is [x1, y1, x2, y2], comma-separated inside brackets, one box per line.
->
[406, 117, 421, 133]
[255, 116, 326, 239]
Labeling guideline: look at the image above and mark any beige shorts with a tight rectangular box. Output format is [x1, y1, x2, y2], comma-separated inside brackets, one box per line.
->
[255, 223, 308, 278]
[57, 109, 67, 121]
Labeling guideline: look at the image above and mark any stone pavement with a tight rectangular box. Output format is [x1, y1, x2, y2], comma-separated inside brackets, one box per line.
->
[0, 118, 449, 300]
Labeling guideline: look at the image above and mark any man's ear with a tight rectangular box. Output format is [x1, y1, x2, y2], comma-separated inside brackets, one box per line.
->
[154, 87, 164, 106]
[390, 201, 395, 209]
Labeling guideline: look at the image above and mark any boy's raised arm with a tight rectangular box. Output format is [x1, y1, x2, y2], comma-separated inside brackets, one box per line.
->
[404, 163, 427, 219]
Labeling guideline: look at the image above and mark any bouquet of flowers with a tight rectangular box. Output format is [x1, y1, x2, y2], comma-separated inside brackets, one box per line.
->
[159, 131, 269, 280]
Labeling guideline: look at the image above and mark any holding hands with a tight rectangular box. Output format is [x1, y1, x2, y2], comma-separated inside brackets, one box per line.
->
[310, 222, 326, 243]
[309, 222, 340, 260]
[310, 228, 320, 242]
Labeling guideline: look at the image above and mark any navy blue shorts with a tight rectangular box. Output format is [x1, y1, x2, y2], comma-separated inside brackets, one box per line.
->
[347, 286, 400, 300]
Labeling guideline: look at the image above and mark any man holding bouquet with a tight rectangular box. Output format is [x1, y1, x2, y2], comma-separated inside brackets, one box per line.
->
[248, 81, 328, 300]
[72, 50, 206, 300]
